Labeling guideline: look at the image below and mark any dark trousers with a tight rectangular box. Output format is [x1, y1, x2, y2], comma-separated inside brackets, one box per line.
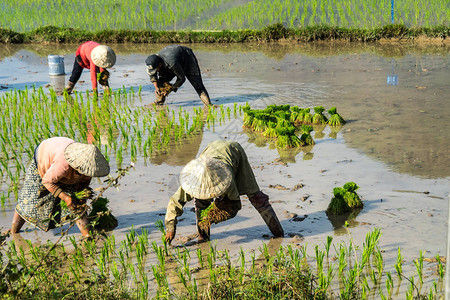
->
[68, 56, 100, 84]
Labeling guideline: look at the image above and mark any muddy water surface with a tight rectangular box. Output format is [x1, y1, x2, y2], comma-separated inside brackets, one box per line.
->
[0, 42, 449, 295]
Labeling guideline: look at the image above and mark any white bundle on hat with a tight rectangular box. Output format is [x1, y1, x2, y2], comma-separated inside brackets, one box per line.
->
[180, 156, 232, 199]
[64, 142, 110, 177]
[91, 45, 116, 68]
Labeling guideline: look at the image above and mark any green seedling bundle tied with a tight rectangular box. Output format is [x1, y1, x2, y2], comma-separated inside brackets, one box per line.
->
[88, 197, 118, 231]
[61, 188, 118, 231]
[326, 182, 363, 215]
[243, 104, 345, 149]
[327, 107, 346, 126]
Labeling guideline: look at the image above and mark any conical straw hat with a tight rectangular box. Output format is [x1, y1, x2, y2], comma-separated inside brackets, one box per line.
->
[180, 156, 232, 199]
[64, 142, 110, 177]
[91, 45, 116, 68]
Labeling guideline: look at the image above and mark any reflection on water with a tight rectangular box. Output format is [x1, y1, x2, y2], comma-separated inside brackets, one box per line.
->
[327, 208, 362, 236]
[386, 58, 399, 86]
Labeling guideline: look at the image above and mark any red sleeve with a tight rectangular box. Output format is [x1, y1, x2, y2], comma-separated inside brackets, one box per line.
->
[89, 60, 98, 90]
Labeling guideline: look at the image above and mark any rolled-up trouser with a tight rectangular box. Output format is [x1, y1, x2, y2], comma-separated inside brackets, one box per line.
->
[194, 198, 241, 240]
[248, 191, 284, 237]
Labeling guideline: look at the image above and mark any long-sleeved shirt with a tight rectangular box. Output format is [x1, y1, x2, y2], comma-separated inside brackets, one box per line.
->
[75, 41, 106, 91]
[37, 137, 91, 197]
[165, 140, 260, 232]
[149, 45, 201, 89]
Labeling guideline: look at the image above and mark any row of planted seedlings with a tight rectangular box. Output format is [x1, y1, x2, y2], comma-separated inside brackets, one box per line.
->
[1, 218, 445, 299]
[0, 86, 241, 208]
[242, 103, 346, 150]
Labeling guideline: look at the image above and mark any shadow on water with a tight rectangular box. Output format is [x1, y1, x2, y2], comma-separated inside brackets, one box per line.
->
[172, 92, 274, 107]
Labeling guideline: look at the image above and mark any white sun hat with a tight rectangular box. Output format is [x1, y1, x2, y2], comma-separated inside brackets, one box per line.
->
[180, 156, 232, 199]
[64, 142, 110, 177]
[91, 45, 116, 68]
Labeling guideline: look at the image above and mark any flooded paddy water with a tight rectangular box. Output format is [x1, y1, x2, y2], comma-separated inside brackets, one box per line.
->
[0, 42, 449, 297]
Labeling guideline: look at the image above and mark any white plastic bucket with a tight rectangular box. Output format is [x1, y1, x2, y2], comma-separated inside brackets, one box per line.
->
[48, 55, 65, 76]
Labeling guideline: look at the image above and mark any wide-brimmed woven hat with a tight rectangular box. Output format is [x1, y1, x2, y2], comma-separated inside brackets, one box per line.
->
[64, 142, 110, 177]
[91, 45, 116, 68]
[180, 156, 232, 199]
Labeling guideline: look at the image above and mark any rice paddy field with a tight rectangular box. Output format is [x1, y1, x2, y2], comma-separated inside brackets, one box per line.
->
[1, 0, 449, 31]
[0, 42, 448, 299]
[0, 1, 449, 299]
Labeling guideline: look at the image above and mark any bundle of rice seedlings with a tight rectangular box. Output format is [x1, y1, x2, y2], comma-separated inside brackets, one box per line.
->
[273, 110, 291, 123]
[290, 106, 304, 125]
[243, 110, 255, 128]
[299, 133, 314, 146]
[198, 201, 233, 232]
[342, 182, 363, 208]
[88, 197, 118, 231]
[275, 118, 291, 129]
[326, 182, 363, 215]
[251, 113, 271, 132]
[159, 82, 173, 96]
[300, 125, 313, 134]
[262, 121, 278, 138]
[276, 126, 302, 148]
[326, 188, 351, 215]
[327, 107, 346, 126]
[302, 108, 313, 124]
[312, 106, 328, 124]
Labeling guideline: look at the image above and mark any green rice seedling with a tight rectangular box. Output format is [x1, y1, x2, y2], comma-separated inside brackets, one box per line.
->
[386, 271, 393, 298]
[395, 247, 404, 278]
[436, 254, 444, 278]
[328, 107, 346, 126]
[312, 106, 328, 124]
[375, 247, 384, 275]
[314, 245, 325, 273]
[324, 236, 333, 258]
[414, 250, 424, 284]
[196, 248, 204, 268]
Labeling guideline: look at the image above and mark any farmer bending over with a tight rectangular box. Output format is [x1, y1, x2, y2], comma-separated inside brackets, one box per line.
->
[64, 41, 116, 95]
[10, 137, 110, 237]
[165, 140, 284, 243]
[145, 45, 212, 106]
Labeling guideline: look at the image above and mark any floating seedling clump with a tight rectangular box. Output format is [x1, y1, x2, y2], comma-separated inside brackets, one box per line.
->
[327, 107, 346, 126]
[326, 182, 363, 215]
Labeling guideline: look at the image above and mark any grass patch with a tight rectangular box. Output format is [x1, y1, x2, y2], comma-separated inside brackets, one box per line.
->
[1, 24, 450, 44]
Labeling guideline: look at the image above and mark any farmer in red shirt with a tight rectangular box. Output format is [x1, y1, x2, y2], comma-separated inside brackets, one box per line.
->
[65, 41, 116, 95]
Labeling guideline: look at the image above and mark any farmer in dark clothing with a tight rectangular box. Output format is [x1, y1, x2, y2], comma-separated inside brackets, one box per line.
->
[145, 45, 212, 106]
